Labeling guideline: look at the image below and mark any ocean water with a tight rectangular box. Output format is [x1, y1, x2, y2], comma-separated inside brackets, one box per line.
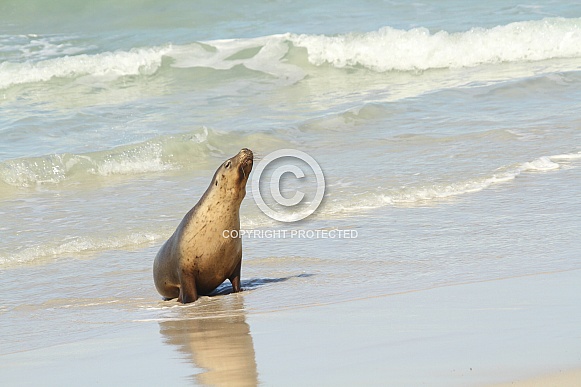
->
[1, 0, 581, 370]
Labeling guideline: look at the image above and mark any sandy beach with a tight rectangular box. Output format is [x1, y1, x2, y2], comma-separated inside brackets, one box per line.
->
[493, 370, 581, 387]
[2, 268, 580, 386]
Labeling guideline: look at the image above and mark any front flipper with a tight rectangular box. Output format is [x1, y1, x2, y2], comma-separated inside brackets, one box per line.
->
[178, 271, 199, 304]
[229, 259, 242, 293]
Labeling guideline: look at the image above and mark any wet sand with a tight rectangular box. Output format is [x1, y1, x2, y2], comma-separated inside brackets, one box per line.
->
[492, 369, 581, 387]
[1, 269, 580, 386]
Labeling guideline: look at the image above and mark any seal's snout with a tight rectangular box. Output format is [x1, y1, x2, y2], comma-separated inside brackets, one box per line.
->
[239, 148, 254, 165]
[236, 148, 253, 181]
[240, 148, 253, 158]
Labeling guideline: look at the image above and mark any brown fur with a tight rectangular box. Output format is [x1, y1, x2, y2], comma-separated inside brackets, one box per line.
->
[153, 149, 253, 303]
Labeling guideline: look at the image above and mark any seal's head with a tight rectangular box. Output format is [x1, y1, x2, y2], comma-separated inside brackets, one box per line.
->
[212, 148, 253, 203]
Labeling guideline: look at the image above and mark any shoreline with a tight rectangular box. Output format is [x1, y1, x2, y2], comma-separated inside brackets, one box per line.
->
[2, 268, 580, 386]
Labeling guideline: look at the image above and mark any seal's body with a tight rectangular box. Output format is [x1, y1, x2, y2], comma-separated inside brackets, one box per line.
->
[153, 149, 253, 303]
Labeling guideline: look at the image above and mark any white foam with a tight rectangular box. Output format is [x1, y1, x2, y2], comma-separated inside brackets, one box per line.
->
[3, 17, 580, 89]
[549, 152, 581, 160]
[167, 17, 581, 77]
[0, 232, 161, 267]
[521, 156, 560, 171]
[0, 45, 171, 89]
[169, 36, 305, 83]
[389, 153, 567, 203]
[0, 138, 178, 188]
[0, 34, 92, 61]
[91, 143, 172, 176]
[289, 17, 581, 72]
[323, 152, 580, 216]
[0, 126, 280, 188]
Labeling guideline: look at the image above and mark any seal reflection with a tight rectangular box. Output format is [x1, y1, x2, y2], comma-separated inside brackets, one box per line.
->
[159, 295, 258, 386]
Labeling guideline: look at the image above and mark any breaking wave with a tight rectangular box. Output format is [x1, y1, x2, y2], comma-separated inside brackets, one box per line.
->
[0, 45, 170, 89]
[324, 152, 581, 215]
[0, 232, 162, 268]
[290, 17, 581, 72]
[0, 127, 280, 188]
[2, 17, 581, 90]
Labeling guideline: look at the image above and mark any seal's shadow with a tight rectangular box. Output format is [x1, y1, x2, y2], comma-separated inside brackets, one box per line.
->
[210, 273, 315, 296]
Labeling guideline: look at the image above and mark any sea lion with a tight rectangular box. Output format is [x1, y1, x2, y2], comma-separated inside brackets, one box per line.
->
[153, 148, 253, 303]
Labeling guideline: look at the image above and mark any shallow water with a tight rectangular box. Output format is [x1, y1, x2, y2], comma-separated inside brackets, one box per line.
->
[1, 0, 580, 364]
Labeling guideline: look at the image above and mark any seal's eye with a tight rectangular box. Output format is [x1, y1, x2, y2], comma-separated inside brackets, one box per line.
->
[225, 161, 232, 169]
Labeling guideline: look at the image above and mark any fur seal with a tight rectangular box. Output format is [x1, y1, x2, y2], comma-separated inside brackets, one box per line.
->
[153, 148, 253, 303]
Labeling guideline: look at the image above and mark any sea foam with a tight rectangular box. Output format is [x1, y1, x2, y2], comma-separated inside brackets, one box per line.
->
[2, 17, 580, 90]
[0, 126, 285, 188]
[289, 17, 581, 71]
[0, 232, 161, 268]
[324, 152, 581, 216]
[0, 141, 174, 187]
[0, 45, 171, 89]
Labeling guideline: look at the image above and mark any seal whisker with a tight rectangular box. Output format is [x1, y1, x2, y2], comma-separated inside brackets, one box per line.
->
[251, 153, 266, 162]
